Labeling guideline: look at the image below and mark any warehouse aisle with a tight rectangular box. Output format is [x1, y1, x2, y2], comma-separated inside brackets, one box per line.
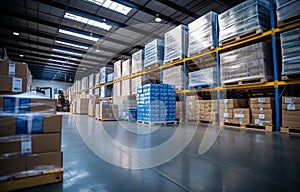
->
[23, 114, 300, 192]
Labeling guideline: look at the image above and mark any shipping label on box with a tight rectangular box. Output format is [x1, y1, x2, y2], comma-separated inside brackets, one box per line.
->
[282, 96, 300, 104]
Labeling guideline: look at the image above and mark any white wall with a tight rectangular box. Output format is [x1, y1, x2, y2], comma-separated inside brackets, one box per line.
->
[32, 79, 72, 98]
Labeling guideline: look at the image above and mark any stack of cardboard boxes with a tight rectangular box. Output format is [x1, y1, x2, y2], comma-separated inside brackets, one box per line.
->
[176, 101, 182, 121]
[88, 95, 99, 117]
[121, 59, 132, 96]
[250, 97, 274, 126]
[113, 96, 136, 121]
[95, 101, 117, 121]
[203, 100, 218, 122]
[197, 100, 205, 120]
[220, 99, 248, 124]
[282, 96, 300, 129]
[0, 95, 62, 180]
[76, 94, 89, 115]
[186, 95, 199, 121]
[0, 60, 31, 93]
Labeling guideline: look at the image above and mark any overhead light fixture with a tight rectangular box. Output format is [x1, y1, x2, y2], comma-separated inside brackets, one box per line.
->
[84, 0, 132, 15]
[54, 40, 89, 50]
[52, 48, 83, 57]
[59, 29, 99, 42]
[50, 54, 80, 61]
[13, 32, 20, 36]
[96, 47, 100, 52]
[64, 12, 112, 31]
[19, 54, 24, 57]
[83, 67, 86, 70]
[69, 78, 72, 81]
[48, 58, 78, 65]
[155, 14, 161, 22]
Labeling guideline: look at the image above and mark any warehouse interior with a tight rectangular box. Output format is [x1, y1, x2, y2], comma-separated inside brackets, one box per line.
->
[0, 0, 300, 191]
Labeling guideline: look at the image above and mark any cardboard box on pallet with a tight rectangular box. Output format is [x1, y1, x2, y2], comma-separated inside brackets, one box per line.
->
[176, 101, 182, 120]
[0, 76, 28, 93]
[0, 133, 61, 155]
[0, 151, 62, 177]
[88, 96, 100, 117]
[250, 97, 274, 125]
[233, 108, 251, 124]
[114, 60, 122, 80]
[220, 99, 249, 109]
[282, 96, 300, 128]
[196, 100, 205, 120]
[0, 95, 57, 114]
[0, 114, 62, 137]
[99, 101, 116, 120]
[186, 95, 199, 121]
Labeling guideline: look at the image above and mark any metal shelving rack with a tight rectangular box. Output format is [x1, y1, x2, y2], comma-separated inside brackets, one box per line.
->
[69, 1, 300, 131]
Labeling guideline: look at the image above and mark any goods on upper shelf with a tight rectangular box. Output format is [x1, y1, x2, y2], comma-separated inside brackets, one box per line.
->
[113, 60, 122, 80]
[113, 82, 121, 97]
[81, 76, 88, 91]
[164, 25, 188, 64]
[280, 28, 300, 76]
[144, 39, 164, 68]
[132, 50, 143, 74]
[122, 59, 131, 77]
[276, 0, 300, 26]
[100, 66, 114, 84]
[121, 79, 131, 96]
[281, 96, 300, 129]
[218, 0, 270, 43]
[163, 66, 186, 90]
[188, 11, 217, 56]
[100, 85, 113, 98]
[188, 67, 217, 88]
[220, 42, 273, 85]
[89, 74, 95, 94]
[131, 76, 143, 95]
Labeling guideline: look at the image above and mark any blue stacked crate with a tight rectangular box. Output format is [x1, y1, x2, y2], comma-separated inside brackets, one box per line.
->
[137, 84, 176, 124]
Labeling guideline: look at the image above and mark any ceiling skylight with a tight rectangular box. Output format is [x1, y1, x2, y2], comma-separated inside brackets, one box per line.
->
[59, 29, 99, 42]
[48, 58, 78, 65]
[54, 40, 89, 50]
[52, 48, 83, 57]
[84, 0, 132, 15]
[50, 54, 80, 61]
[64, 12, 112, 31]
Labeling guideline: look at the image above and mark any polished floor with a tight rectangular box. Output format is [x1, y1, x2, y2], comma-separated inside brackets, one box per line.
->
[22, 114, 300, 192]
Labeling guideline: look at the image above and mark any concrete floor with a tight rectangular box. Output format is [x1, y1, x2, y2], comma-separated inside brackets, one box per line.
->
[22, 114, 300, 192]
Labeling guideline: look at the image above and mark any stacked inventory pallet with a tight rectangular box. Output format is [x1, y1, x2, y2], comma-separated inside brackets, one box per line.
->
[137, 84, 176, 125]
[76, 93, 89, 115]
[281, 96, 300, 133]
[95, 101, 117, 121]
[218, 0, 270, 46]
[94, 72, 100, 97]
[163, 25, 188, 64]
[163, 66, 187, 91]
[188, 67, 217, 89]
[113, 96, 136, 121]
[113, 60, 122, 97]
[121, 59, 132, 96]
[100, 66, 114, 98]
[220, 99, 249, 125]
[276, 0, 300, 26]
[131, 50, 143, 95]
[89, 73, 95, 94]
[0, 61, 63, 190]
[186, 95, 199, 121]
[144, 39, 163, 83]
[88, 94, 100, 117]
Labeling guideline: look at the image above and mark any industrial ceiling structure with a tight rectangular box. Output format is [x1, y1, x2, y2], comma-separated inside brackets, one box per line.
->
[0, 0, 243, 82]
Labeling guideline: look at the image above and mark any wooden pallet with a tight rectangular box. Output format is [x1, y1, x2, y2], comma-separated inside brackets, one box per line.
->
[144, 63, 160, 70]
[281, 127, 300, 134]
[222, 78, 269, 87]
[137, 120, 177, 126]
[0, 169, 63, 191]
[219, 28, 263, 47]
[277, 14, 300, 27]
[95, 118, 116, 121]
[188, 84, 215, 90]
[221, 122, 274, 132]
[163, 57, 183, 65]
[281, 74, 300, 81]
[199, 119, 218, 125]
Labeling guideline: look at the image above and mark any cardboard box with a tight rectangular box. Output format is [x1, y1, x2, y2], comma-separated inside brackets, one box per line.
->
[186, 96, 199, 121]
[0, 114, 62, 136]
[0, 61, 28, 78]
[0, 96, 57, 114]
[282, 96, 300, 104]
[250, 97, 274, 104]
[252, 113, 273, 121]
[0, 155, 26, 176]
[282, 121, 300, 128]
[26, 151, 62, 170]
[233, 108, 250, 124]
[252, 118, 273, 126]
[220, 99, 249, 109]
[220, 108, 233, 120]
[176, 102, 182, 120]
[251, 109, 273, 114]
[250, 103, 274, 109]
[282, 110, 300, 116]
[0, 76, 27, 93]
[282, 114, 300, 122]
[282, 103, 300, 110]
[0, 133, 61, 155]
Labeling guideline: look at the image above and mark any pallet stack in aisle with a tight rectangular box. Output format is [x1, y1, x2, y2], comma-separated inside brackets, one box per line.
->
[95, 101, 117, 121]
[218, 0, 270, 46]
[281, 96, 300, 133]
[276, 0, 300, 26]
[76, 93, 89, 115]
[280, 28, 300, 79]
[88, 94, 99, 117]
[220, 42, 273, 86]
[137, 84, 176, 125]
[0, 60, 31, 93]
[188, 11, 217, 56]
[233, 108, 251, 124]
[0, 94, 62, 190]
[220, 99, 249, 124]
[186, 95, 199, 121]
[163, 25, 188, 64]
